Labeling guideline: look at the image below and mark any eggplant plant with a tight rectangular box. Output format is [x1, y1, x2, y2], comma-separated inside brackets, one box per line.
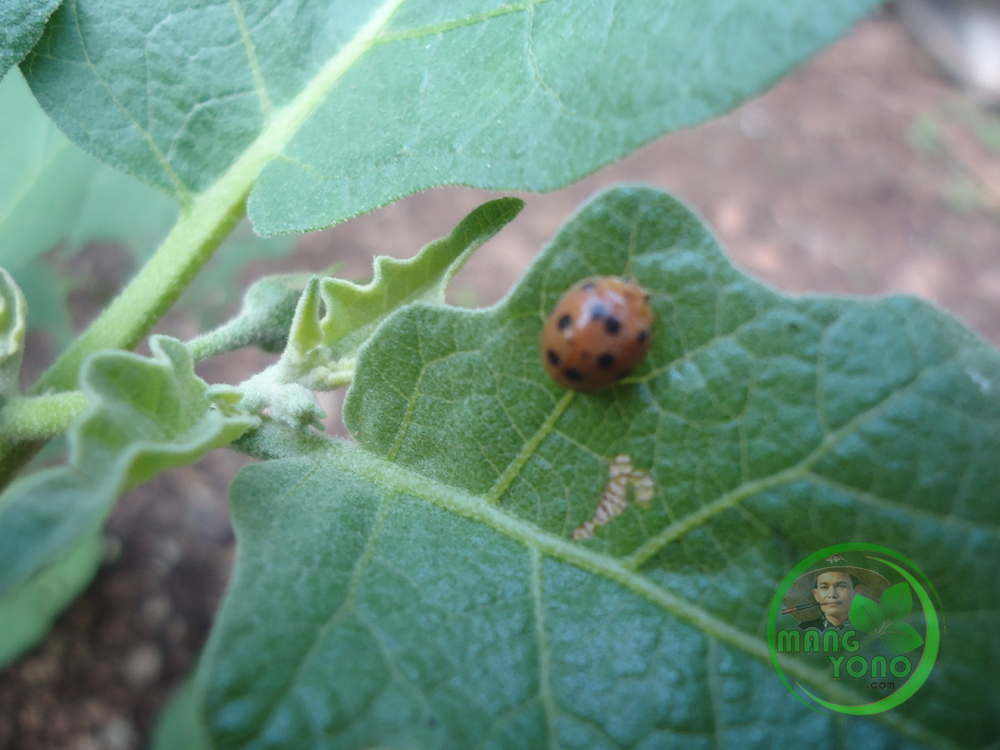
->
[0, 1, 997, 748]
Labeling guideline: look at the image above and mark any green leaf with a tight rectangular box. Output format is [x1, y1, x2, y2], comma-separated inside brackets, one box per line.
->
[848, 594, 884, 635]
[152, 677, 213, 750]
[0, 336, 256, 666]
[285, 196, 523, 389]
[0, 70, 179, 271]
[878, 581, 913, 623]
[0, 528, 103, 668]
[23, 0, 880, 235]
[234, 198, 522, 427]
[0, 266, 27, 399]
[0, 0, 60, 80]
[880, 621, 925, 656]
[176, 187, 999, 748]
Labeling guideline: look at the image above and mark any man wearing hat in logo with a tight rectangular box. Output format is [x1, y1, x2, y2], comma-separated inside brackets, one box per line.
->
[782, 554, 891, 631]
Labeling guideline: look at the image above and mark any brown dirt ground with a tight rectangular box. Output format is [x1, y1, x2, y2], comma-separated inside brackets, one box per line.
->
[4, 7, 1000, 749]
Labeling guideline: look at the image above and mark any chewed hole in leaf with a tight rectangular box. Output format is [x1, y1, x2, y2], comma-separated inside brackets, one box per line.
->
[572, 454, 654, 540]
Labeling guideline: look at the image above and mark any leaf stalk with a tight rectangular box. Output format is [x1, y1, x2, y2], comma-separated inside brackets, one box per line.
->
[0, 391, 87, 441]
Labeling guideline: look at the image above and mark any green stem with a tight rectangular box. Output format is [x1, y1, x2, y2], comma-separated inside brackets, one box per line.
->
[3, 0, 409, 489]
[32, 197, 247, 395]
[0, 391, 88, 441]
[0, 194, 245, 491]
[0, 391, 86, 487]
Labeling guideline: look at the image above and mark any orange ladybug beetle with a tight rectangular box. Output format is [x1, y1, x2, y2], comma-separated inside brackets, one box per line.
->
[540, 276, 652, 391]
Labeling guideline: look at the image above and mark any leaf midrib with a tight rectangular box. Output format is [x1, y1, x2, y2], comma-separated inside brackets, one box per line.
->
[293, 437, 962, 750]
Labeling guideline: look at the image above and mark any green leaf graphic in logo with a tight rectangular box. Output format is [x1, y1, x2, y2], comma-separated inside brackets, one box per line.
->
[882, 621, 925, 655]
[879, 581, 913, 623]
[849, 594, 884, 634]
[849, 581, 924, 654]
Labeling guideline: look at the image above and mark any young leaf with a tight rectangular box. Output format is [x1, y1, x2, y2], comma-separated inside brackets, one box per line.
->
[176, 187, 999, 749]
[878, 581, 913, 624]
[0, 0, 60, 80]
[0, 336, 256, 666]
[285, 196, 523, 389]
[848, 594, 884, 635]
[880, 621, 925, 655]
[234, 198, 522, 426]
[0, 267, 27, 399]
[23, 0, 880, 235]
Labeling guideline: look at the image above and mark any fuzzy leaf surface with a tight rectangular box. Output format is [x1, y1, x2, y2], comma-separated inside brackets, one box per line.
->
[0, 336, 256, 666]
[0, 0, 60, 80]
[172, 187, 1000, 749]
[23, 0, 878, 234]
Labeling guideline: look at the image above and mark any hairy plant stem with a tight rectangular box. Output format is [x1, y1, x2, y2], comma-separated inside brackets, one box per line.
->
[1, 391, 87, 441]
[31, 199, 247, 396]
[0, 197, 247, 492]
[0, 391, 86, 487]
[1, 0, 410, 492]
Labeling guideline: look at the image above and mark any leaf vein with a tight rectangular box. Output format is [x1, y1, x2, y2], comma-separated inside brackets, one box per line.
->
[375, 0, 550, 45]
[66, 0, 191, 202]
[486, 390, 575, 504]
[623, 352, 952, 569]
[530, 547, 561, 750]
[805, 471, 1000, 539]
[228, 0, 273, 121]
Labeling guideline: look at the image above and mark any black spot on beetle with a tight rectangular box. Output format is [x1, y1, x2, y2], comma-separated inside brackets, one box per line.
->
[583, 282, 595, 291]
[637, 329, 648, 343]
[558, 314, 571, 330]
[565, 368, 583, 382]
[605, 317, 620, 334]
[547, 350, 560, 366]
[598, 353, 615, 369]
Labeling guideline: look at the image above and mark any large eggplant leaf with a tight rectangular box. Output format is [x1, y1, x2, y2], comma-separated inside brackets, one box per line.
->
[0, 0, 60, 81]
[0, 336, 256, 667]
[23, 0, 880, 235]
[160, 188, 1000, 749]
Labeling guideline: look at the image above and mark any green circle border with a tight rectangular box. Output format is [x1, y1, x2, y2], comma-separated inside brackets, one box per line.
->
[767, 543, 941, 716]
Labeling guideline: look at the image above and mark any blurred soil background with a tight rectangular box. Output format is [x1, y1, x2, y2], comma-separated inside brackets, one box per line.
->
[4, 5, 1000, 749]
